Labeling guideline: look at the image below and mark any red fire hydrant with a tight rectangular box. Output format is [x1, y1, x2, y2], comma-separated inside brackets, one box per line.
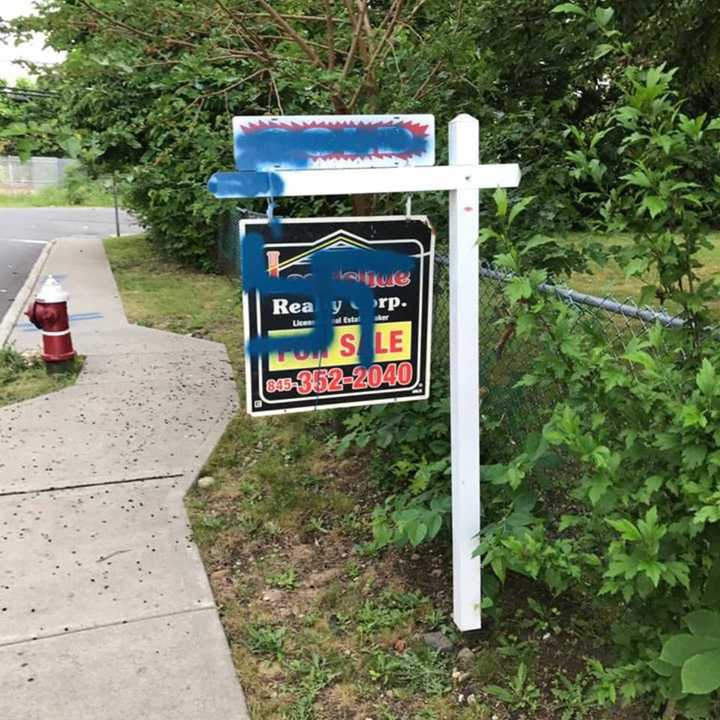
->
[25, 276, 76, 365]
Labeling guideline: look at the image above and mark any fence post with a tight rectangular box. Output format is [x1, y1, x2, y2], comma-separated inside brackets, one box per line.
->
[448, 114, 482, 630]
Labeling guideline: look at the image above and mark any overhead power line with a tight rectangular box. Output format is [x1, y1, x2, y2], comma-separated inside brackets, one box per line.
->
[0, 87, 60, 100]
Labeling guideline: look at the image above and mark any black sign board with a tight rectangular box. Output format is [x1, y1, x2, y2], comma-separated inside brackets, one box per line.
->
[242, 216, 434, 415]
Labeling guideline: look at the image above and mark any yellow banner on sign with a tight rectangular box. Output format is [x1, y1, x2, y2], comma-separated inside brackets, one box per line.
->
[268, 321, 412, 371]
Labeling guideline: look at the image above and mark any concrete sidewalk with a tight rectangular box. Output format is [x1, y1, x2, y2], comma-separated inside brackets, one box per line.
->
[0, 236, 248, 719]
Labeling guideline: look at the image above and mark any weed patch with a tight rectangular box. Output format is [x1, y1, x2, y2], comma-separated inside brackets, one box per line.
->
[0, 346, 83, 407]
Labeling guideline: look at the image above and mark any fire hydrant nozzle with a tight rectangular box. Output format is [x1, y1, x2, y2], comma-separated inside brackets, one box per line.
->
[25, 275, 76, 364]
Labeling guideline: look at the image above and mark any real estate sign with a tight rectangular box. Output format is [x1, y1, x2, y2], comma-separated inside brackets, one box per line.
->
[242, 216, 434, 416]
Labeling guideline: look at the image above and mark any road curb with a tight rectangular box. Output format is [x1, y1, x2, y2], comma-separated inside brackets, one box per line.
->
[0, 238, 55, 348]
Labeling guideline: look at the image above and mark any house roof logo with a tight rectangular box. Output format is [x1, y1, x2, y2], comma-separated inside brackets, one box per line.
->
[269, 229, 374, 275]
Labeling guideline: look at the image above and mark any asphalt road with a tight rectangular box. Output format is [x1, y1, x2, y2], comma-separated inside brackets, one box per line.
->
[0, 207, 139, 327]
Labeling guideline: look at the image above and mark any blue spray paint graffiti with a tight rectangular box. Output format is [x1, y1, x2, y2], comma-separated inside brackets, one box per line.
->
[242, 231, 414, 368]
[234, 119, 431, 171]
[208, 172, 285, 199]
[208, 115, 434, 369]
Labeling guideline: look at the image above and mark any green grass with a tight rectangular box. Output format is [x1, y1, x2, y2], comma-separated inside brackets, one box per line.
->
[0, 179, 114, 208]
[566, 231, 720, 311]
[105, 233, 244, 363]
[105, 233, 647, 720]
[0, 346, 83, 408]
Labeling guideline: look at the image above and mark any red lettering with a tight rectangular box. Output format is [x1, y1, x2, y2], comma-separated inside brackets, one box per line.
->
[375, 330, 389, 354]
[339, 333, 356, 357]
[332, 270, 412, 288]
[389, 330, 403, 353]
[266, 251, 280, 278]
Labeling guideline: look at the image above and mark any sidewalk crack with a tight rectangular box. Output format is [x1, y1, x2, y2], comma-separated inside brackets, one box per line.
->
[0, 605, 217, 649]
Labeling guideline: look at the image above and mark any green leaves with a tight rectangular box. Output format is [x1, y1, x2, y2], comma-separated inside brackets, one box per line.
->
[493, 187, 508, 218]
[681, 649, 720, 695]
[607, 518, 641, 542]
[593, 43, 614, 60]
[687, 610, 720, 639]
[623, 257, 649, 277]
[551, 3, 586, 16]
[505, 276, 533, 305]
[680, 403, 707, 428]
[640, 195, 668, 218]
[661, 634, 720, 667]
[58, 135, 82, 158]
[659, 612, 720, 696]
[508, 196, 536, 227]
[696, 360, 716, 397]
[622, 169, 652, 188]
[594, 7, 614, 28]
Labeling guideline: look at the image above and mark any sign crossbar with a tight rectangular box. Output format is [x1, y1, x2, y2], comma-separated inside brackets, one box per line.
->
[209, 163, 519, 199]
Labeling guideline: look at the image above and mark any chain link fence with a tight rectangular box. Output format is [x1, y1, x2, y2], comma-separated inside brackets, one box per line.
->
[0, 155, 77, 193]
[430, 257, 684, 453]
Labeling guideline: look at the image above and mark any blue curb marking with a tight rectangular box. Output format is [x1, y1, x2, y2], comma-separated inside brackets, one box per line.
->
[17, 312, 104, 332]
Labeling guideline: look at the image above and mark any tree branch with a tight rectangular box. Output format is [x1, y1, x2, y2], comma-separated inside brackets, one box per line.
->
[413, 61, 441, 100]
[348, 0, 405, 109]
[199, 69, 268, 99]
[407, 0, 431, 24]
[243, 12, 350, 23]
[269, 73, 284, 113]
[341, 0, 368, 79]
[214, 0, 273, 64]
[253, 0, 324, 67]
[323, 0, 336, 71]
[356, 0, 373, 62]
[77, 0, 196, 49]
[264, 34, 338, 53]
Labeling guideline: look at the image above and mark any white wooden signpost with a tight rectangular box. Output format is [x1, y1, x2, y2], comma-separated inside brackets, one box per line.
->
[209, 113, 521, 630]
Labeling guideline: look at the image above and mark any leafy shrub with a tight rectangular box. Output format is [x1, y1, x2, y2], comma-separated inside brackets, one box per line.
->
[341, 8, 720, 715]
[475, 16, 720, 715]
[0, 346, 28, 383]
[339, 388, 451, 550]
[61, 165, 114, 206]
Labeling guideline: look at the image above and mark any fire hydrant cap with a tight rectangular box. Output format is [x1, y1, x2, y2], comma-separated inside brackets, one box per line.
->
[36, 275, 69, 303]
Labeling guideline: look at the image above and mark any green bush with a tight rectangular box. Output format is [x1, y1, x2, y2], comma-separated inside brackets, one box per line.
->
[341, 10, 720, 716]
[477, 28, 720, 716]
[339, 379, 452, 551]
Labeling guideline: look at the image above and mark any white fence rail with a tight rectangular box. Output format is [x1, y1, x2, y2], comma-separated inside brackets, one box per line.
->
[0, 155, 76, 192]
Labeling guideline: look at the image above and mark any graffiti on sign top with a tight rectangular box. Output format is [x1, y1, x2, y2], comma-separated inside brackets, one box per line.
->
[232, 114, 435, 171]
